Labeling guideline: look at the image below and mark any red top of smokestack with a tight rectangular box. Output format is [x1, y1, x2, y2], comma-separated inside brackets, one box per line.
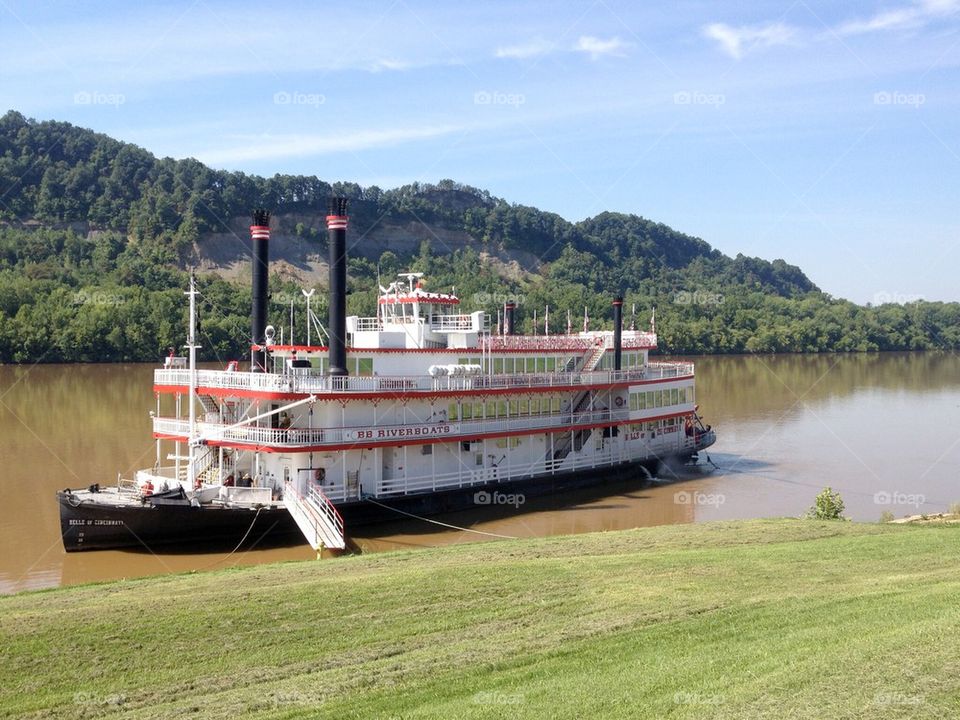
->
[326, 197, 348, 227]
[251, 208, 271, 237]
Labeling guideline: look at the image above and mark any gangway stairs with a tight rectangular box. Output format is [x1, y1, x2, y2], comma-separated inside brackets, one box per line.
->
[581, 342, 607, 372]
[550, 391, 596, 464]
[283, 481, 346, 550]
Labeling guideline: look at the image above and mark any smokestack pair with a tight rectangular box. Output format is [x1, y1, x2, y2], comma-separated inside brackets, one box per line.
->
[248, 198, 350, 377]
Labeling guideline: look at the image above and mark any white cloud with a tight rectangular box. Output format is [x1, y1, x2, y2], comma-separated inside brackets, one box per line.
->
[702, 22, 796, 59]
[573, 35, 629, 59]
[836, 0, 960, 35]
[495, 38, 555, 59]
[495, 35, 627, 61]
[195, 125, 466, 166]
[368, 59, 411, 72]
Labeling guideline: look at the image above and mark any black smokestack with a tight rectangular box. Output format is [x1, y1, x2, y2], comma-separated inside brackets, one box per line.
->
[250, 209, 271, 373]
[612, 297, 623, 371]
[326, 197, 349, 377]
[504, 301, 516, 336]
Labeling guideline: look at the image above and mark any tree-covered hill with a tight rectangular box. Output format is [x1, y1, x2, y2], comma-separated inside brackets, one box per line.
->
[0, 110, 957, 364]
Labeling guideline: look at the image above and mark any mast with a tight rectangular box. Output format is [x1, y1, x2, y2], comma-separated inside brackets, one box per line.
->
[186, 273, 200, 490]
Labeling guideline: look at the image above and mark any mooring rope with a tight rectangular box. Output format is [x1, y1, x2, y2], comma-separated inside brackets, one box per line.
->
[364, 497, 517, 539]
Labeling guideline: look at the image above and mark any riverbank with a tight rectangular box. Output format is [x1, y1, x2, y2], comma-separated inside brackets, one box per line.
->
[3, 519, 959, 719]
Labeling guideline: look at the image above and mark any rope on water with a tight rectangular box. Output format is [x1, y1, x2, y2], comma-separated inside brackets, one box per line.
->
[364, 497, 517, 539]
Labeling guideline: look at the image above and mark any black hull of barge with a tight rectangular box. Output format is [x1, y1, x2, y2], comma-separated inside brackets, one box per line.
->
[58, 457, 669, 552]
[58, 494, 301, 552]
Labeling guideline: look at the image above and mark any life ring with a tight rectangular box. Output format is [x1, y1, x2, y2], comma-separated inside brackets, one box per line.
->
[615, 396, 625, 407]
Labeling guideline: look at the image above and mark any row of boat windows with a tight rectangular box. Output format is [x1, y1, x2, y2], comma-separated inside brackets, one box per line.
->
[597, 353, 646, 369]
[475, 351, 644, 374]
[628, 418, 681, 433]
[629, 387, 690, 410]
[448, 397, 564, 421]
[271, 352, 646, 376]
[276, 357, 375, 376]
[420, 419, 680, 458]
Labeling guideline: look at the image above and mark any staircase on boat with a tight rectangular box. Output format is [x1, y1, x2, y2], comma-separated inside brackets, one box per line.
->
[550, 391, 596, 464]
[283, 481, 346, 550]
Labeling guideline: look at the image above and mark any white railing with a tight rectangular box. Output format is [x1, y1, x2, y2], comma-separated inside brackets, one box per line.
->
[430, 314, 478, 331]
[151, 401, 703, 448]
[354, 317, 383, 331]
[283, 480, 345, 550]
[154, 362, 693, 397]
[375, 443, 637, 496]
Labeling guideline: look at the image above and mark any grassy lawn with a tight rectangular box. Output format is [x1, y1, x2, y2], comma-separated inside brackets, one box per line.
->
[2, 519, 959, 719]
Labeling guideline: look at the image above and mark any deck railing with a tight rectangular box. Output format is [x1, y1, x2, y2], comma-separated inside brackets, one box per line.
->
[154, 362, 693, 397]
[151, 400, 701, 449]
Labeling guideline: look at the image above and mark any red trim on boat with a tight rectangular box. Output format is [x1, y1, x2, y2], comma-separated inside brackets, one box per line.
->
[153, 410, 693, 452]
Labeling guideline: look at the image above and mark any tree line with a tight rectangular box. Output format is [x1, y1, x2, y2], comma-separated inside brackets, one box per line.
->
[0, 110, 958, 364]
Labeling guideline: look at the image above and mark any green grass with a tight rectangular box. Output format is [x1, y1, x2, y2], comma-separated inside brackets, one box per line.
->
[3, 519, 960, 719]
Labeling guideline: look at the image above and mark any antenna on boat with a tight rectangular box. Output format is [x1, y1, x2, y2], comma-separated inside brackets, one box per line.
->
[302, 288, 315, 346]
[185, 272, 201, 492]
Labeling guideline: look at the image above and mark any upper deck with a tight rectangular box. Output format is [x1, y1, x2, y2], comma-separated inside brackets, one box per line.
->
[154, 361, 694, 399]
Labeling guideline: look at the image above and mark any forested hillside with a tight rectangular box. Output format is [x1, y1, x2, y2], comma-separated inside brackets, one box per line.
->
[1, 110, 958, 364]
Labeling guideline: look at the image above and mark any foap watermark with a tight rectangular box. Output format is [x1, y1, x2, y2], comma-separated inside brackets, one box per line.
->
[874, 692, 924, 707]
[674, 290, 724, 306]
[674, 490, 725, 508]
[473, 291, 526, 306]
[74, 91, 125, 108]
[273, 91, 326, 108]
[474, 90, 525, 108]
[473, 691, 524, 705]
[474, 490, 525, 508]
[73, 691, 127, 707]
[872, 291, 924, 305]
[874, 491, 925, 509]
[73, 290, 125, 307]
[673, 91, 725, 107]
[873, 91, 925, 108]
[673, 691, 725, 706]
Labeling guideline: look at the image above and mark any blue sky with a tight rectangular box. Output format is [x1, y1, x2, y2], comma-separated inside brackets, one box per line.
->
[1, 0, 958, 304]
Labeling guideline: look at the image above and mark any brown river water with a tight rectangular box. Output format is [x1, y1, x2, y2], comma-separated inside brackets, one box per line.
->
[1, 353, 958, 594]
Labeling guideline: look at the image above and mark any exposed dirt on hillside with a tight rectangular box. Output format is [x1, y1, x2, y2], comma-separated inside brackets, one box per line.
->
[192, 213, 541, 286]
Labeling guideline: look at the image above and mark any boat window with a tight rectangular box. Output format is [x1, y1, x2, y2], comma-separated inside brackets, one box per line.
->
[448, 402, 459, 421]
[494, 358, 504, 373]
[526, 357, 536, 373]
[358, 358, 374, 376]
